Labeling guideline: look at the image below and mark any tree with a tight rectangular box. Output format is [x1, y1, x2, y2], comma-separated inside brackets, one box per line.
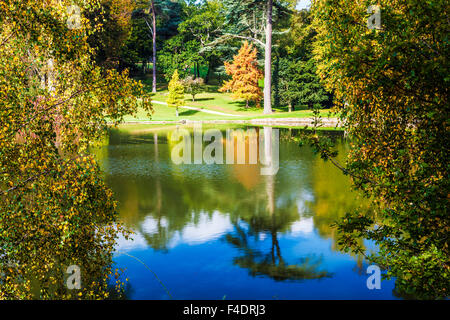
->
[219, 41, 263, 108]
[182, 76, 204, 102]
[119, 16, 151, 73]
[278, 58, 331, 111]
[278, 8, 316, 60]
[167, 70, 185, 116]
[147, 0, 157, 92]
[178, 0, 224, 83]
[311, 0, 449, 298]
[273, 8, 332, 111]
[130, 0, 183, 90]
[0, 0, 151, 299]
[131, 1, 157, 91]
[158, 36, 205, 81]
[86, 0, 135, 70]
[277, 58, 302, 112]
[214, 0, 292, 114]
[264, 0, 273, 114]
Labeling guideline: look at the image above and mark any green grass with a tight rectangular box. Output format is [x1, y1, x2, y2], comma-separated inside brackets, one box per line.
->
[130, 82, 337, 122]
[123, 103, 238, 122]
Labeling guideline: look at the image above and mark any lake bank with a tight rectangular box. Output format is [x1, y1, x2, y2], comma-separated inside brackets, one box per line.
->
[118, 117, 342, 128]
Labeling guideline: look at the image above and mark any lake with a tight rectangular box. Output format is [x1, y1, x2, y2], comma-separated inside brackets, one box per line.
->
[96, 124, 397, 300]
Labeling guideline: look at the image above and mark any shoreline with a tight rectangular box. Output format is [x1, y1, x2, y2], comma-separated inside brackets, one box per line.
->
[116, 117, 342, 128]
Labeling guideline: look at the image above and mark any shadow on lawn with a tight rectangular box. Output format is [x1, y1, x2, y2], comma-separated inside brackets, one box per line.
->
[231, 101, 261, 112]
[179, 109, 200, 116]
[192, 97, 214, 102]
[203, 85, 220, 93]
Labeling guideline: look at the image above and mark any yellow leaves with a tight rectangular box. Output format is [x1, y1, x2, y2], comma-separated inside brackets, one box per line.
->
[219, 41, 263, 107]
[0, 0, 147, 300]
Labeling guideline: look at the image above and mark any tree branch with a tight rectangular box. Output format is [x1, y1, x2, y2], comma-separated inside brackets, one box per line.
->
[222, 33, 265, 47]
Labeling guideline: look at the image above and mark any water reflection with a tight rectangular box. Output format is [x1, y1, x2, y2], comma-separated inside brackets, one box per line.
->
[96, 125, 396, 299]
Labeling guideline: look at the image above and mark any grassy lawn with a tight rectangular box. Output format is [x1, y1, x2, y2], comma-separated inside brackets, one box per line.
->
[129, 80, 336, 122]
[123, 102, 239, 121]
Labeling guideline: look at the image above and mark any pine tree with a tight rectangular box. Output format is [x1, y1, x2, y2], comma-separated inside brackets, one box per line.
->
[219, 41, 263, 108]
[167, 70, 185, 117]
[278, 58, 332, 111]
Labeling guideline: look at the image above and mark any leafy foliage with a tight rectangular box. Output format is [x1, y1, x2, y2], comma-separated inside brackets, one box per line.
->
[167, 70, 185, 116]
[182, 75, 204, 102]
[86, 0, 136, 69]
[121, 0, 183, 73]
[0, 0, 151, 299]
[158, 36, 204, 81]
[219, 41, 263, 108]
[278, 57, 331, 111]
[311, 0, 449, 299]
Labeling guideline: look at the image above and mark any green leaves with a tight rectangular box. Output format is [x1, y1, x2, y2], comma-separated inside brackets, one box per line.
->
[311, 0, 449, 299]
[0, 0, 150, 299]
[167, 69, 185, 114]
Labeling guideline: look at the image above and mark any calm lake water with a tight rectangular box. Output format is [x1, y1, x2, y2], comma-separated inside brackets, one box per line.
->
[96, 124, 397, 300]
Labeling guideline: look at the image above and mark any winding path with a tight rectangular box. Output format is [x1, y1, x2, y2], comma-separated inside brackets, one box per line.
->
[152, 100, 241, 117]
[146, 100, 341, 128]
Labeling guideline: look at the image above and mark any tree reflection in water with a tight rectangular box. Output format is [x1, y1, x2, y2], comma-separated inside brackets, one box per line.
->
[99, 125, 370, 284]
[226, 222, 330, 281]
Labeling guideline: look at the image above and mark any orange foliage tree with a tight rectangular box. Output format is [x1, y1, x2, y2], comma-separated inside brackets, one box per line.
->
[219, 41, 263, 108]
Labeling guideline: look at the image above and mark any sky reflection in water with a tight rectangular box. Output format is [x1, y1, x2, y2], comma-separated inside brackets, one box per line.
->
[96, 125, 397, 300]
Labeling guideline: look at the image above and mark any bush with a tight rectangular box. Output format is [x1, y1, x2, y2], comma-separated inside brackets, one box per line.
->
[182, 76, 204, 102]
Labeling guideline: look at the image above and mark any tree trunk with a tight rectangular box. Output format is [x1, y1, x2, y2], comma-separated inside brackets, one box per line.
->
[246, 100, 249, 108]
[205, 56, 212, 84]
[288, 102, 292, 112]
[263, 0, 273, 114]
[151, 0, 157, 93]
[273, 55, 279, 107]
[176, 108, 179, 117]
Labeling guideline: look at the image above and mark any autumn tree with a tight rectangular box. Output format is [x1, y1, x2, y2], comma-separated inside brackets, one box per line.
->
[86, 0, 135, 70]
[219, 41, 263, 108]
[167, 70, 185, 116]
[0, 0, 151, 299]
[311, 0, 449, 298]
[217, 0, 293, 114]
